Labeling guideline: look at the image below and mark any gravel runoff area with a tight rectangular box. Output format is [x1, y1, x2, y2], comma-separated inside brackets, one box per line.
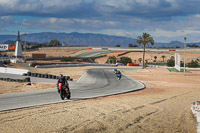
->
[0, 67, 200, 133]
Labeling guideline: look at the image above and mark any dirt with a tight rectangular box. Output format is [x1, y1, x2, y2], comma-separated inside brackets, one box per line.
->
[0, 81, 56, 94]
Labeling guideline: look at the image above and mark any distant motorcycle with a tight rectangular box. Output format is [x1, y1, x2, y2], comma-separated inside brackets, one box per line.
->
[114, 69, 122, 80]
[117, 72, 122, 80]
[58, 83, 71, 100]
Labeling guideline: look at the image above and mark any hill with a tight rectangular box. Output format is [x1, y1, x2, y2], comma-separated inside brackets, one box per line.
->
[0, 32, 199, 48]
[0, 32, 137, 47]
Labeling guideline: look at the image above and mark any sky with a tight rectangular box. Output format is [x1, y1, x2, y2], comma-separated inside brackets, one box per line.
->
[0, 0, 200, 43]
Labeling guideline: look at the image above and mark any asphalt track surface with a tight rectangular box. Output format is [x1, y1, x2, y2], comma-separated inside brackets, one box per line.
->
[0, 68, 145, 111]
[74, 51, 108, 57]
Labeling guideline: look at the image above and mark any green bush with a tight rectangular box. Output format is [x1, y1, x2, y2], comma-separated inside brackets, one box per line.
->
[119, 57, 132, 65]
[188, 60, 200, 68]
[167, 56, 175, 67]
[106, 56, 117, 64]
[3, 60, 10, 65]
[60, 56, 74, 62]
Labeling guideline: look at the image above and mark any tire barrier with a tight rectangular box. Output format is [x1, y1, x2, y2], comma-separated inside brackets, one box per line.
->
[31, 73, 34, 77]
[48, 74, 52, 79]
[25, 77, 31, 82]
[34, 73, 38, 77]
[0, 77, 30, 83]
[27, 72, 31, 76]
[37, 73, 42, 78]
[23, 72, 72, 81]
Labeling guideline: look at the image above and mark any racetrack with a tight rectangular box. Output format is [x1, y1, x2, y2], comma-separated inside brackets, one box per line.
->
[0, 68, 144, 111]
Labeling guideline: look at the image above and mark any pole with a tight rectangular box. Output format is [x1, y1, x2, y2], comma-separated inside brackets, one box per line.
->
[184, 37, 186, 76]
[24, 33, 27, 60]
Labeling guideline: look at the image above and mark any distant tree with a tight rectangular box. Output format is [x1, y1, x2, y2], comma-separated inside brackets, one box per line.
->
[188, 60, 200, 68]
[49, 40, 60, 47]
[161, 55, 166, 62]
[137, 33, 154, 68]
[128, 43, 138, 47]
[119, 57, 132, 65]
[188, 44, 199, 48]
[115, 45, 121, 47]
[154, 56, 157, 62]
[128, 44, 133, 47]
[107, 56, 117, 64]
[138, 58, 142, 63]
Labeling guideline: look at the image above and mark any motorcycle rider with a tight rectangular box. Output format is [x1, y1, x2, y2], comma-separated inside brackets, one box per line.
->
[117, 70, 122, 80]
[57, 74, 69, 93]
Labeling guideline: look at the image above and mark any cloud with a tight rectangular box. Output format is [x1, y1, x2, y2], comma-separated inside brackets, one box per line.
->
[22, 17, 120, 31]
[0, 16, 18, 27]
[0, 0, 200, 42]
[0, 0, 200, 20]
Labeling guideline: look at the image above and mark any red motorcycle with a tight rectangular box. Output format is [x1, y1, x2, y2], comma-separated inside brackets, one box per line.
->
[58, 83, 71, 100]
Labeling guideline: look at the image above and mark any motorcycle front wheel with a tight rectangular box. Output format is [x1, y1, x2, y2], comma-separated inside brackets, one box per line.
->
[60, 90, 65, 100]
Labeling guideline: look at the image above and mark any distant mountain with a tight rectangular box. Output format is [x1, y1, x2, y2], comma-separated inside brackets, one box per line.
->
[0, 32, 199, 48]
[0, 35, 16, 44]
[0, 32, 137, 47]
[154, 41, 184, 48]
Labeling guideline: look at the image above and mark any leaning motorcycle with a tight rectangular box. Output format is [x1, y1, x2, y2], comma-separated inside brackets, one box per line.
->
[117, 73, 122, 80]
[58, 83, 71, 100]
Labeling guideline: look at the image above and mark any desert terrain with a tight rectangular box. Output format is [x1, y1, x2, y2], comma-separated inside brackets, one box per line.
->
[0, 48, 200, 133]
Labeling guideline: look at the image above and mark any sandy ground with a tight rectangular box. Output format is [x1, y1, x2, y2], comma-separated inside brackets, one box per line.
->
[0, 81, 56, 94]
[0, 67, 200, 133]
[0, 48, 200, 133]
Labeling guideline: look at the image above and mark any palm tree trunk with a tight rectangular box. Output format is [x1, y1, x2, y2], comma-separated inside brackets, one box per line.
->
[143, 46, 146, 69]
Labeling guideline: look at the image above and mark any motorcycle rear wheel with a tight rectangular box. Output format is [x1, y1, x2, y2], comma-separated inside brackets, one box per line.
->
[67, 92, 71, 99]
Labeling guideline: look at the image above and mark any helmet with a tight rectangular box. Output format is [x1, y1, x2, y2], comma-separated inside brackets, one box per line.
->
[59, 74, 63, 80]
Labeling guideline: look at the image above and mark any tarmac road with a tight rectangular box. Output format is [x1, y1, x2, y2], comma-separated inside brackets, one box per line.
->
[74, 51, 108, 57]
[0, 68, 145, 111]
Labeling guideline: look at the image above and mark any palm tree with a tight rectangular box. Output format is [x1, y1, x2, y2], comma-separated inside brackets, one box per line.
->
[137, 33, 154, 68]
[161, 55, 166, 62]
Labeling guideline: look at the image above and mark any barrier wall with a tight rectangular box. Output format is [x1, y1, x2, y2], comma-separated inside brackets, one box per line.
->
[35, 63, 116, 68]
[0, 67, 28, 75]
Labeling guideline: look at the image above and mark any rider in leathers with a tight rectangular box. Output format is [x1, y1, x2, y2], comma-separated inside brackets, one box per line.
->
[57, 74, 70, 94]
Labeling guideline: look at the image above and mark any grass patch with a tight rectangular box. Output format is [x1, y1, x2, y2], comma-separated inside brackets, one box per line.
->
[167, 68, 190, 72]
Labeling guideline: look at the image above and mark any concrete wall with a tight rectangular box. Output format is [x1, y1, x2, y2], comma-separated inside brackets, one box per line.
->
[0, 67, 28, 75]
